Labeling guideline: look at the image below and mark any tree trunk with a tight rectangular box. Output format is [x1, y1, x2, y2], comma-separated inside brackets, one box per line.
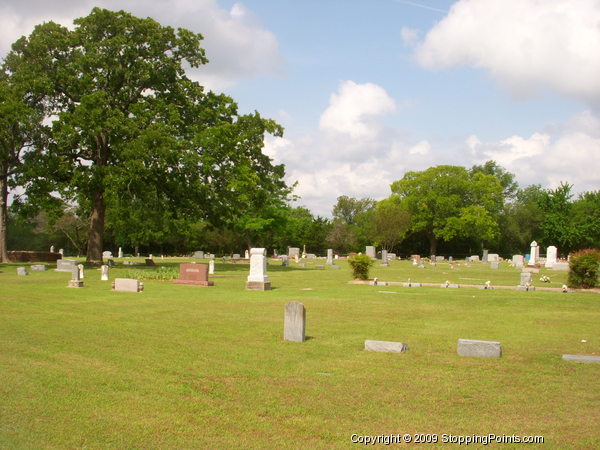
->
[428, 233, 438, 257]
[86, 191, 105, 266]
[0, 169, 9, 263]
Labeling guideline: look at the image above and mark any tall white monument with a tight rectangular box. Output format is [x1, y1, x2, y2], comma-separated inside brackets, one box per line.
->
[528, 241, 539, 266]
[545, 246, 557, 268]
[246, 248, 271, 290]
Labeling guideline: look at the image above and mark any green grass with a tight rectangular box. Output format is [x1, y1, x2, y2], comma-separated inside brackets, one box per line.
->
[1, 258, 598, 448]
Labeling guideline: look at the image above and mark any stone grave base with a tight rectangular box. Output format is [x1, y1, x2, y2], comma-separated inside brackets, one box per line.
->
[67, 280, 84, 288]
[172, 280, 214, 286]
[246, 281, 271, 291]
[365, 340, 409, 353]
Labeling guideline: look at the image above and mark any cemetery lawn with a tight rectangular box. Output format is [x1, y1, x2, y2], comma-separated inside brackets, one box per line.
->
[1, 259, 599, 448]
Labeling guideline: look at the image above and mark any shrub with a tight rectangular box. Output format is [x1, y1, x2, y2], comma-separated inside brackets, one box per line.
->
[124, 266, 179, 281]
[567, 249, 600, 289]
[348, 253, 374, 280]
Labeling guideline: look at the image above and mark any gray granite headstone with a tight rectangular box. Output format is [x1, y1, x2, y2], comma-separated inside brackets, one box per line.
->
[365, 340, 408, 353]
[288, 247, 300, 258]
[326, 249, 333, 265]
[552, 262, 569, 271]
[457, 339, 502, 358]
[17, 267, 28, 276]
[56, 259, 76, 272]
[482, 249, 489, 263]
[520, 272, 532, 286]
[284, 301, 305, 342]
[101, 265, 109, 281]
[381, 250, 389, 266]
[365, 246, 376, 258]
[30, 264, 47, 271]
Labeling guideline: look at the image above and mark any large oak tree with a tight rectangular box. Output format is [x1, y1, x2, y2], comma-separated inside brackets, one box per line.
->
[4, 8, 289, 264]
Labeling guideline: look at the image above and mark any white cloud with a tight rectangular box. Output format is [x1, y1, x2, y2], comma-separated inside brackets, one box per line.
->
[408, 140, 430, 155]
[0, 0, 284, 92]
[415, 0, 600, 103]
[319, 80, 396, 139]
[469, 110, 600, 193]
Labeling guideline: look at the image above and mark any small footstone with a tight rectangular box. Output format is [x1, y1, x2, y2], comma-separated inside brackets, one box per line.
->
[457, 338, 502, 358]
[364, 340, 408, 353]
[562, 354, 600, 363]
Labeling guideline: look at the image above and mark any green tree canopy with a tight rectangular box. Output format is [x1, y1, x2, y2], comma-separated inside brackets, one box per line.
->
[390, 165, 503, 255]
[4, 8, 290, 264]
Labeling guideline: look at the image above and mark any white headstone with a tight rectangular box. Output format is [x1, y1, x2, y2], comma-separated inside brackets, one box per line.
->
[245, 249, 249, 259]
[246, 248, 270, 290]
[365, 246, 376, 258]
[118, 247, 123, 258]
[482, 249, 489, 263]
[102, 251, 112, 258]
[209, 259, 215, 275]
[101, 265, 109, 281]
[50, 245, 55, 253]
[113, 278, 143, 292]
[545, 246, 557, 268]
[17, 267, 28, 276]
[78, 264, 84, 279]
[59, 249, 64, 256]
[513, 255, 524, 269]
[487, 253, 499, 262]
[528, 241, 539, 266]
[326, 249, 333, 265]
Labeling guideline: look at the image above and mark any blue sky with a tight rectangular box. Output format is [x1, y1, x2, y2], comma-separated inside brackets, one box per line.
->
[2, 0, 599, 216]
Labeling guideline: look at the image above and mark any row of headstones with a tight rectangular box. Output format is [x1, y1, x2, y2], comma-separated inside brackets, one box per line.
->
[284, 302, 599, 363]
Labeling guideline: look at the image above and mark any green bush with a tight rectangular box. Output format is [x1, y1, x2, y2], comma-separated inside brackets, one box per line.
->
[348, 253, 374, 280]
[125, 266, 179, 281]
[567, 249, 600, 289]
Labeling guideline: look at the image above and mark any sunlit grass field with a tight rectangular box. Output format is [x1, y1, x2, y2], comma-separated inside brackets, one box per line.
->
[1, 258, 598, 448]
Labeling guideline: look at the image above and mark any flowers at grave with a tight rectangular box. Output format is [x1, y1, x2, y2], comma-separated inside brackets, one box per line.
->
[540, 275, 550, 283]
[485, 280, 492, 289]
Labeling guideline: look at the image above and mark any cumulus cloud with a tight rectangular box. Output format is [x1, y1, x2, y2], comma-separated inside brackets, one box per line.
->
[469, 110, 600, 193]
[0, 0, 284, 92]
[319, 80, 397, 139]
[414, 0, 600, 103]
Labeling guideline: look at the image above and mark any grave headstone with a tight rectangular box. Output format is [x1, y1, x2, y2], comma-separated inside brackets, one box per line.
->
[365, 246, 376, 258]
[513, 255, 524, 269]
[113, 278, 144, 292]
[470, 255, 480, 262]
[118, 247, 123, 258]
[562, 354, 600, 364]
[281, 256, 289, 267]
[17, 267, 28, 276]
[209, 259, 215, 275]
[58, 249, 64, 256]
[435, 256, 445, 262]
[326, 249, 333, 265]
[528, 241, 539, 266]
[488, 253, 499, 262]
[306, 253, 317, 259]
[107, 259, 115, 267]
[102, 251, 112, 258]
[448, 256, 453, 262]
[56, 259, 76, 272]
[67, 266, 84, 288]
[490, 261, 499, 269]
[78, 264, 84, 279]
[482, 249, 489, 263]
[101, 265, 109, 281]
[288, 247, 300, 259]
[192, 251, 204, 259]
[30, 264, 47, 271]
[232, 253, 241, 260]
[380, 250, 389, 267]
[173, 263, 213, 286]
[520, 272, 532, 286]
[50, 245, 55, 253]
[245, 249, 249, 259]
[552, 262, 569, 271]
[145, 258, 156, 266]
[284, 301, 306, 342]
[457, 339, 502, 358]
[545, 246, 557, 268]
[246, 248, 271, 290]
[388, 253, 396, 260]
[364, 340, 408, 353]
